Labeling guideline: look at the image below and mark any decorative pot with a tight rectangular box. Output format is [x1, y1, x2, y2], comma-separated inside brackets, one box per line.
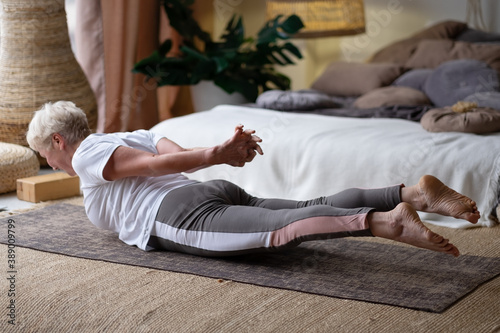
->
[190, 80, 248, 112]
[0, 0, 97, 146]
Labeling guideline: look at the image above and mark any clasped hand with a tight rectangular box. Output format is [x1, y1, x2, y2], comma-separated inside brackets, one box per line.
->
[217, 124, 263, 167]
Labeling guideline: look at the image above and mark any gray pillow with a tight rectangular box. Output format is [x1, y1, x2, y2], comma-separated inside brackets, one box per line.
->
[464, 91, 500, 110]
[423, 59, 500, 107]
[392, 69, 433, 91]
[353, 86, 430, 109]
[421, 107, 500, 134]
[256, 89, 340, 111]
[311, 62, 404, 97]
[369, 21, 468, 65]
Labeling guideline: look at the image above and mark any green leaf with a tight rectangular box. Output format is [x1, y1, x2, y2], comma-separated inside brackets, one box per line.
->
[214, 74, 259, 101]
[274, 50, 294, 65]
[263, 71, 291, 91]
[282, 42, 303, 59]
[132, 50, 165, 74]
[256, 16, 282, 45]
[162, 0, 212, 44]
[267, 52, 286, 66]
[156, 67, 192, 86]
[192, 60, 216, 83]
[179, 45, 208, 61]
[219, 15, 244, 48]
[212, 57, 229, 73]
[158, 39, 173, 57]
[256, 14, 304, 45]
[280, 14, 305, 34]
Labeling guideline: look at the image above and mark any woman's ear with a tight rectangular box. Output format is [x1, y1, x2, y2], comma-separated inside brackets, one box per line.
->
[51, 133, 64, 150]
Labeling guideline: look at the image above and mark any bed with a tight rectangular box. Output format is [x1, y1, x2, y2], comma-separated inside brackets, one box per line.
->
[150, 21, 500, 229]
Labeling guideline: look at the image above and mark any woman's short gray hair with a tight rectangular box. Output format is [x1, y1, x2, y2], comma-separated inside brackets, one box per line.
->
[27, 101, 91, 152]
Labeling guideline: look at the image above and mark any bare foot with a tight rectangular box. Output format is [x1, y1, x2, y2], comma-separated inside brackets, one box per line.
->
[404, 175, 480, 224]
[369, 203, 460, 257]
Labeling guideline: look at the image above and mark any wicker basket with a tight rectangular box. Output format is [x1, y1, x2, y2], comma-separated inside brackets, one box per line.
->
[0, 0, 97, 146]
[0, 142, 40, 194]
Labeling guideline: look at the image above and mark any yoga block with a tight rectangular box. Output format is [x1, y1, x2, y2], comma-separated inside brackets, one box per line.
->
[16, 172, 80, 203]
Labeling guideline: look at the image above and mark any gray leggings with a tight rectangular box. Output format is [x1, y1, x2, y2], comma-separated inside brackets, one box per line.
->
[147, 180, 402, 257]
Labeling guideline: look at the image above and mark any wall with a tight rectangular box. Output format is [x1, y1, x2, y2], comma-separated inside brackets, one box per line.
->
[211, 0, 500, 90]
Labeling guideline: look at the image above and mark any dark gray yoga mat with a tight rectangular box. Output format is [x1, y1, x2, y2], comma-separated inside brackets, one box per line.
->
[2, 203, 500, 313]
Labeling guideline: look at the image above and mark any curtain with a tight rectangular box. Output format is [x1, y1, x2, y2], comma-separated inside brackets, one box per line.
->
[74, 0, 199, 133]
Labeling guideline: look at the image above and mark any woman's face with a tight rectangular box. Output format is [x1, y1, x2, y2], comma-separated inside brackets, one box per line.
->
[39, 146, 76, 176]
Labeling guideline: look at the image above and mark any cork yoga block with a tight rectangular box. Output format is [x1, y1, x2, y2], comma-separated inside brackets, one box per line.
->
[17, 172, 80, 203]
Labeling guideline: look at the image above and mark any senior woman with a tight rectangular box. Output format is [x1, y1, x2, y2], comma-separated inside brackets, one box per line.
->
[26, 101, 479, 257]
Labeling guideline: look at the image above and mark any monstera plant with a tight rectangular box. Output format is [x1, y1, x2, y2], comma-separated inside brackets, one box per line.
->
[133, 0, 304, 102]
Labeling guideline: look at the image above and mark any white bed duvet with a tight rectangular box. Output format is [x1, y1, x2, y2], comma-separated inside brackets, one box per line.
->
[151, 105, 500, 228]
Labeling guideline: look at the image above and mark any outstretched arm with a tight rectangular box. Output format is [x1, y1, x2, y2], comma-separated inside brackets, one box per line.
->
[102, 125, 263, 181]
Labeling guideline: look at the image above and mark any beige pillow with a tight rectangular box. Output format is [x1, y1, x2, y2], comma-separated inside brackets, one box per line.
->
[420, 107, 500, 134]
[353, 86, 430, 109]
[311, 62, 404, 97]
[370, 21, 468, 65]
[405, 40, 500, 71]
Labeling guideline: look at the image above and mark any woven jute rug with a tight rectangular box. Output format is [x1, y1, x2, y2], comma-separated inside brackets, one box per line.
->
[2, 203, 499, 315]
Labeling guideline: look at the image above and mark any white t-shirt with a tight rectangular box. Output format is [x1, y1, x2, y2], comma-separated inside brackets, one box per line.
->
[72, 130, 197, 250]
